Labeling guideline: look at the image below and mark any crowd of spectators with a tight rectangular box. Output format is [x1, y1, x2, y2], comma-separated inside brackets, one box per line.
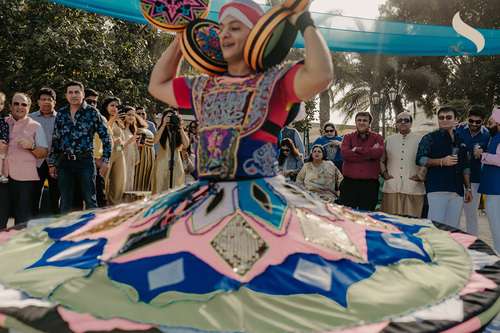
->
[0, 84, 499, 252]
[277, 106, 500, 252]
[0, 82, 197, 227]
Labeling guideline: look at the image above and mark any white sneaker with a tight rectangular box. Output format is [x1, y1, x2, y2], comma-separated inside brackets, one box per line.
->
[0, 176, 8, 184]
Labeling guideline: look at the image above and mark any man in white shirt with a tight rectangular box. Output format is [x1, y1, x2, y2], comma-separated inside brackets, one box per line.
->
[381, 111, 426, 217]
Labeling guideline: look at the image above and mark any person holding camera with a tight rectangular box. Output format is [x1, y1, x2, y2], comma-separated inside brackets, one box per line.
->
[151, 110, 189, 194]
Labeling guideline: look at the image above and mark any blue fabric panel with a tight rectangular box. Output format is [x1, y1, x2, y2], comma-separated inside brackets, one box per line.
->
[247, 253, 376, 307]
[28, 238, 106, 270]
[50, 0, 500, 55]
[44, 212, 96, 240]
[366, 231, 431, 266]
[237, 179, 287, 230]
[107, 252, 240, 303]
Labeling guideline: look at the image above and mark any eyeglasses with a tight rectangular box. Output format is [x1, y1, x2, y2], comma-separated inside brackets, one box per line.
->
[324, 129, 335, 133]
[281, 149, 290, 152]
[13, 102, 28, 107]
[85, 99, 98, 105]
[438, 115, 454, 121]
[468, 119, 482, 125]
[397, 118, 412, 124]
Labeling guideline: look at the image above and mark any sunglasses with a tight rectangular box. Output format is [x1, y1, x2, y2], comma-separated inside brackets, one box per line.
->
[468, 119, 482, 125]
[86, 99, 98, 105]
[324, 129, 335, 133]
[13, 102, 28, 107]
[281, 149, 290, 152]
[438, 115, 454, 121]
[397, 118, 412, 124]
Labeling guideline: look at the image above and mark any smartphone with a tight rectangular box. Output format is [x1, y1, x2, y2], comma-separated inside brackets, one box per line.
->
[139, 133, 146, 145]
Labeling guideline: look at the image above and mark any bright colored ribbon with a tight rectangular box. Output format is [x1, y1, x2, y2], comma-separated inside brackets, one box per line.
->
[51, 0, 500, 55]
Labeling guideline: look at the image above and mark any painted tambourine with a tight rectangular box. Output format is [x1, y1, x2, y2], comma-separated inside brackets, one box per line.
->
[181, 19, 227, 75]
[244, 4, 299, 72]
[140, 0, 210, 32]
[282, 0, 311, 13]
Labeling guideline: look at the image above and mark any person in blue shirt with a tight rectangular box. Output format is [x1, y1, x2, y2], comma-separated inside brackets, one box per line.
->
[312, 122, 343, 171]
[479, 107, 500, 252]
[48, 81, 112, 213]
[416, 106, 472, 228]
[456, 105, 490, 236]
[279, 124, 305, 157]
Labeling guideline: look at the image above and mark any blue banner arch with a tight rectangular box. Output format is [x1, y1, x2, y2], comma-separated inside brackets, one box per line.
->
[50, 0, 500, 56]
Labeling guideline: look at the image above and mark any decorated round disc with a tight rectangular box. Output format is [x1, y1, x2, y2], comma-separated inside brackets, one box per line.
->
[181, 19, 227, 75]
[258, 19, 298, 70]
[140, 0, 210, 32]
[282, 0, 311, 13]
[244, 6, 296, 72]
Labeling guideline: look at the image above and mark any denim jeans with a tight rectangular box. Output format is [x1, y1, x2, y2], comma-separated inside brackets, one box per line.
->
[58, 157, 97, 213]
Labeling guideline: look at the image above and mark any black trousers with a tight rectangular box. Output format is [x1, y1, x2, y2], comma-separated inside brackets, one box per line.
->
[34, 160, 60, 216]
[0, 179, 36, 228]
[339, 177, 380, 211]
[95, 172, 106, 208]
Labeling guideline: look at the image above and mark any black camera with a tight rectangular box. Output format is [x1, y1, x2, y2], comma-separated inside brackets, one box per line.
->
[169, 114, 181, 128]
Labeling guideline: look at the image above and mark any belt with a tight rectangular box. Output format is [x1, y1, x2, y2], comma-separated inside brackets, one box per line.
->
[63, 152, 93, 160]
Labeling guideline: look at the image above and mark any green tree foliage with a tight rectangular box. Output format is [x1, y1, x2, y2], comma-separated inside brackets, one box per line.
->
[0, 0, 171, 113]
[332, 0, 499, 131]
[380, 0, 500, 111]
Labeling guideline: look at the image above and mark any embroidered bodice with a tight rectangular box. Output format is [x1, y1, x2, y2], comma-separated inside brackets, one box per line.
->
[190, 64, 296, 181]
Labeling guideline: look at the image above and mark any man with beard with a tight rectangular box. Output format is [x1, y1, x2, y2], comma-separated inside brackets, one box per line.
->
[416, 106, 472, 228]
[456, 105, 490, 235]
[30, 87, 60, 215]
[478, 106, 500, 252]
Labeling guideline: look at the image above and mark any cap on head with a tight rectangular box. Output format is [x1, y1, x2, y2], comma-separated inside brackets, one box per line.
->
[218, 0, 264, 29]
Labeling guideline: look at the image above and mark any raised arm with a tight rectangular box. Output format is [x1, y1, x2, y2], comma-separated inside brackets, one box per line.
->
[148, 36, 183, 107]
[290, 13, 333, 101]
[179, 126, 190, 149]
